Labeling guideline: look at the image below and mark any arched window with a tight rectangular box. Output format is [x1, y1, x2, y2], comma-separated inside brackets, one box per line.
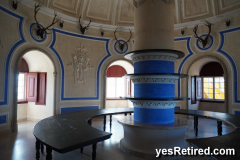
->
[18, 58, 29, 102]
[106, 65, 128, 99]
[200, 62, 225, 101]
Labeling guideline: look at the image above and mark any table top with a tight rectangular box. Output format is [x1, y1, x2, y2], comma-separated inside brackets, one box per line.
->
[33, 108, 240, 159]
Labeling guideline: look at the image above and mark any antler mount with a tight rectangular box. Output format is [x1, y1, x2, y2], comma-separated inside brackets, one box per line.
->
[114, 28, 132, 52]
[33, 3, 61, 39]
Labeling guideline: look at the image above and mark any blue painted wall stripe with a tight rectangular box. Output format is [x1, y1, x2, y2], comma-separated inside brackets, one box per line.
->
[49, 29, 111, 101]
[174, 37, 194, 98]
[0, 6, 26, 105]
[217, 27, 240, 103]
[61, 106, 99, 114]
[0, 115, 7, 124]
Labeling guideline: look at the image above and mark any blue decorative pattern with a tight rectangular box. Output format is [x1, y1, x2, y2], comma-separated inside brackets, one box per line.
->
[49, 29, 111, 100]
[217, 27, 240, 103]
[61, 106, 98, 114]
[175, 37, 194, 97]
[0, 6, 26, 105]
[0, 115, 7, 124]
[134, 107, 174, 124]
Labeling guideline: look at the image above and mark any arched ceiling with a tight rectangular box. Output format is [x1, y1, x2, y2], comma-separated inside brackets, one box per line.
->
[27, 0, 240, 30]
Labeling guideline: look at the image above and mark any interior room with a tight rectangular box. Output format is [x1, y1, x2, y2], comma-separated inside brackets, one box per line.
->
[0, 0, 240, 160]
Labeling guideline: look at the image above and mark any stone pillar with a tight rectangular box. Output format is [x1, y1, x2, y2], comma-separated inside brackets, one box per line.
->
[134, 0, 175, 50]
[124, 0, 185, 124]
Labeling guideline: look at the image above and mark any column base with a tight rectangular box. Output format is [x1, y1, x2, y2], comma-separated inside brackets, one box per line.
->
[118, 115, 191, 159]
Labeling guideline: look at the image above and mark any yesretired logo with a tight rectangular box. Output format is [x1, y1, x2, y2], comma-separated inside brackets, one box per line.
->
[156, 147, 235, 157]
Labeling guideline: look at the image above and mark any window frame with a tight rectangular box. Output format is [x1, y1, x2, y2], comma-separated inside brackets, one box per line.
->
[106, 77, 127, 100]
[201, 76, 225, 103]
[17, 72, 28, 104]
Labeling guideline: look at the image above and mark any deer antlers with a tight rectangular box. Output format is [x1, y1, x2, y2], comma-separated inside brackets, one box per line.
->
[79, 16, 92, 35]
[34, 3, 61, 39]
[114, 28, 132, 52]
[193, 21, 213, 48]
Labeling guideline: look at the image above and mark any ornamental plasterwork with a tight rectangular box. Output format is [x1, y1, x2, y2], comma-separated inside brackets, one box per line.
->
[67, 46, 93, 85]
[162, 0, 174, 4]
[131, 78, 178, 84]
[132, 54, 178, 63]
[133, 0, 146, 8]
[131, 100, 178, 109]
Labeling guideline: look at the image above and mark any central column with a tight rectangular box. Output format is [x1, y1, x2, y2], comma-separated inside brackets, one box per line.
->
[134, 0, 174, 50]
[133, 0, 176, 124]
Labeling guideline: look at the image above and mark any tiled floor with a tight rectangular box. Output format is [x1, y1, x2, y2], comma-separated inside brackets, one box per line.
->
[0, 115, 235, 160]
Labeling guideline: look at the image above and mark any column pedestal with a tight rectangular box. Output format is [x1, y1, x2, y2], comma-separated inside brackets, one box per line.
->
[118, 115, 191, 159]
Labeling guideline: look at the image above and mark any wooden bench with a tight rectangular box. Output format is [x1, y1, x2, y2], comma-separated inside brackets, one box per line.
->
[33, 108, 240, 160]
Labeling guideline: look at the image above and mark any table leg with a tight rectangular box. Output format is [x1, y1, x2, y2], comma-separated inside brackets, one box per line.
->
[194, 116, 198, 137]
[103, 115, 106, 131]
[80, 147, 83, 153]
[41, 143, 44, 153]
[88, 119, 92, 126]
[92, 143, 97, 160]
[46, 146, 52, 160]
[217, 121, 222, 136]
[109, 115, 112, 129]
[35, 139, 40, 159]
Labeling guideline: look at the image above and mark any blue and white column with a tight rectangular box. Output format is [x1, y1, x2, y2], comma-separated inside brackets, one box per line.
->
[124, 0, 183, 124]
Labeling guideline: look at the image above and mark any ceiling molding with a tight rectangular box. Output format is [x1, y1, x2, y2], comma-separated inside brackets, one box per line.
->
[86, 0, 112, 21]
[219, 0, 240, 11]
[21, 0, 240, 31]
[182, 0, 211, 20]
[117, 0, 134, 24]
[52, 0, 79, 14]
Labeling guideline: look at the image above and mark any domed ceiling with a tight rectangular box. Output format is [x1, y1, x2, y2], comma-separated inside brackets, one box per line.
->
[31, 0, 240, 29]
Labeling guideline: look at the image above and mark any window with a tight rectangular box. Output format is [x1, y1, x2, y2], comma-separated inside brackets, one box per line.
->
[18, 58, 29, 103]
[203, 77, 225, 100]
[106, 65, 128, 99]
[18, 73, 27, 101]
[191, 62, 225, 103]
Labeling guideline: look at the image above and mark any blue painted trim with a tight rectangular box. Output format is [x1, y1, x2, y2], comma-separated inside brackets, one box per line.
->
[114, 40, 128, 54]
[174, 37, 194, 97]
[49, 29, 111, 100]
[217, 27, 240, 103]
[196, 34, 213, 50]
[0, 115, 7, 124]
[175, 106, 181, 109]
[61, 106, 98, 114]
[235, 111, 240, 115]
[0, 6, 26, 105]
[29, 23, 46, 42]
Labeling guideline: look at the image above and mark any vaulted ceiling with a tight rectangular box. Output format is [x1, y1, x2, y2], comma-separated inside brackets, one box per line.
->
[33, 0, 240, 26]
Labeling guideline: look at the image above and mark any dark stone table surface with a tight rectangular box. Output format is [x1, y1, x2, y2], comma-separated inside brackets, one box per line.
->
[33, 108, 240, 159]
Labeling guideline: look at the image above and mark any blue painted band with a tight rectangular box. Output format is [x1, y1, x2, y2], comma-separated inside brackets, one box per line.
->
[134, 107, 174, 124]
[134, 83, 175, 98]
[217, 27, 240, 103]
[235, 111, 240, 115]
[50, 29, 111, 101]
[134, 60, 174, 73]
[61, 106, 98, 114]
[0, 6, 26, 105]
[0, 115, 7, 124]
[175, 106, 181, 109]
